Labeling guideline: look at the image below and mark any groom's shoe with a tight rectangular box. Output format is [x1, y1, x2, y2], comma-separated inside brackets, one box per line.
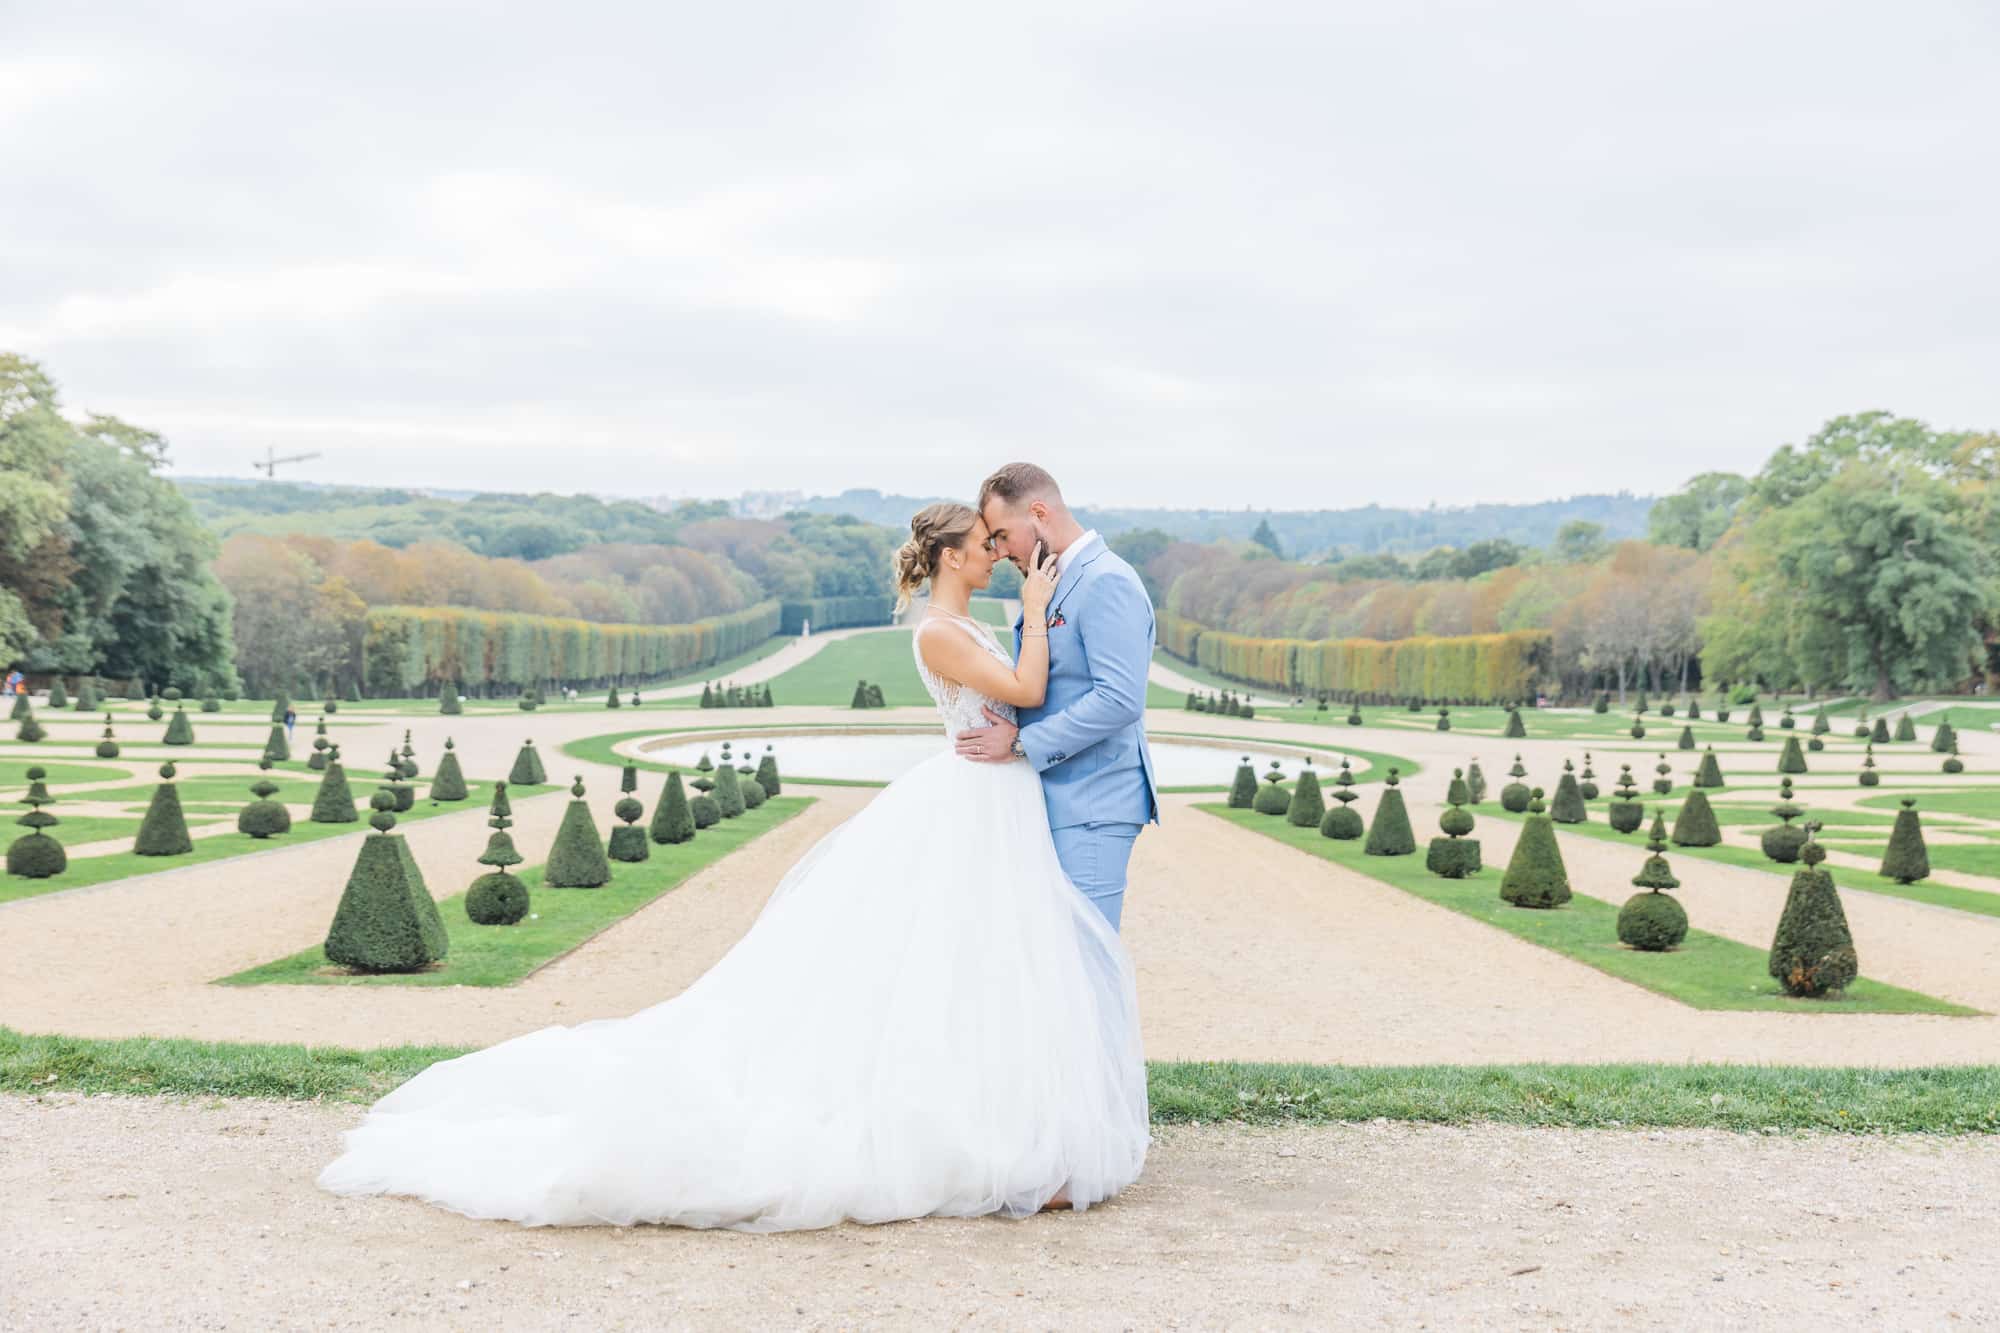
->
[1039, 1190, 1072, 1212]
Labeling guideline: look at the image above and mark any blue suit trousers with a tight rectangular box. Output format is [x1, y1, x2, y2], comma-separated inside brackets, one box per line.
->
[1050, 821, 1143, 932]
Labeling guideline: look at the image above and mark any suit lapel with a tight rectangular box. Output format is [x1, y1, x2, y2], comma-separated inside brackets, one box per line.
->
[1045, 543, 1106, 626]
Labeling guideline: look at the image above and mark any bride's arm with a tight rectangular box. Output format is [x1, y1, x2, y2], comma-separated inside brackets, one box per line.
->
[917, 622, 1048, 709]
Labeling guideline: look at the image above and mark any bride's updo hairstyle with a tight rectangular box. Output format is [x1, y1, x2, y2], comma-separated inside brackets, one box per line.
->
[893, 502, 979, 615]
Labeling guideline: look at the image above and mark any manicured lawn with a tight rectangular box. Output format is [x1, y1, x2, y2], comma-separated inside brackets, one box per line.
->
[1, 760, 139, 787]
[1861, 789, 2000, 821]
[764, 628, 930, 706]
[220, 796, 812, 988]
[0, 783, 554, 906]
[1202, 804, 1976, 1016]
[4, 1023, 1994, 1132]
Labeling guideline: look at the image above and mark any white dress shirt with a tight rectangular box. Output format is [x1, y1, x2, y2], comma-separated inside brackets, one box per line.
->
[1055, 529, 1101, 579]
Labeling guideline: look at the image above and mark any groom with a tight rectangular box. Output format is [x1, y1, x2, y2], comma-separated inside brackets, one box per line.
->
[955, 462, 1160, 931]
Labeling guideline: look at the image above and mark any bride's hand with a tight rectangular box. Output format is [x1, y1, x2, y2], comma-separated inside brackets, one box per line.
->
[1019, 541, 1059, 622]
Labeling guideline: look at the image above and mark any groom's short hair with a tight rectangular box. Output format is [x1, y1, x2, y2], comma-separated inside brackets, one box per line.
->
[979, 462, 1062, 511]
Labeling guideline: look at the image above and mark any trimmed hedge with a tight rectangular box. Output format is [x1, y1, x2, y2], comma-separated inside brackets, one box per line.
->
[1158, 612, 1549, 705]
[780, 595, 895, 634]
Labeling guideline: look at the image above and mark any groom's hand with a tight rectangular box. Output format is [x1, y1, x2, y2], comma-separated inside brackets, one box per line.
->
[955, 706, 1020, 763]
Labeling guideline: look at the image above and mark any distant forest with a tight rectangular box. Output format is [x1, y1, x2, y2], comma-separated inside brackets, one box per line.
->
[796, 489, 1656, 558]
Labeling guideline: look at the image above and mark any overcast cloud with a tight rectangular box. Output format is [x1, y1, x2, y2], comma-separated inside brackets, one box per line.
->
[3, 0, 1996, 509]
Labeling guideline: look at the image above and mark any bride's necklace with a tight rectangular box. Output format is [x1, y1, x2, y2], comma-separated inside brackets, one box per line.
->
[924, 604, 982, 626]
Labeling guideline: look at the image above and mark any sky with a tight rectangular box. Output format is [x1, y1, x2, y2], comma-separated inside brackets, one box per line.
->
[3, 1, 1996, 510]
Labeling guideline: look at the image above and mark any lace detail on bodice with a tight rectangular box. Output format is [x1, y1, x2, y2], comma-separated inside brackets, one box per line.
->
[913, 613, 1020, 737]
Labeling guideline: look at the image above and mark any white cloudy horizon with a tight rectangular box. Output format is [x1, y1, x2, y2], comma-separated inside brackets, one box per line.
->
[4, 1, 1995, 510]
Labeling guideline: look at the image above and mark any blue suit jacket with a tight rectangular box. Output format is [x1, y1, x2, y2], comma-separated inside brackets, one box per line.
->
[1013, 541, 1161, 830]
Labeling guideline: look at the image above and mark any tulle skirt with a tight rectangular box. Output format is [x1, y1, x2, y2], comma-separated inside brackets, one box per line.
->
[316, 747, 1150, 1230]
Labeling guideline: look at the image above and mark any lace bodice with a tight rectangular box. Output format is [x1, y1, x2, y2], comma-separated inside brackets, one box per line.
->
[913, 612, 1020, 737]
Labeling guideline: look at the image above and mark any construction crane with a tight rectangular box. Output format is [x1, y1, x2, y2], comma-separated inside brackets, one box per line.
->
[252, 446, 321, 477]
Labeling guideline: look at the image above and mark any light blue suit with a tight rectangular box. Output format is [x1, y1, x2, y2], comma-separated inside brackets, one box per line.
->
[1013, 539, 1161, 931]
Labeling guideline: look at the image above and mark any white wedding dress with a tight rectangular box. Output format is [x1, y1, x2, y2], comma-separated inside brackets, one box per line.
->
[316, 611, 1149, 1230]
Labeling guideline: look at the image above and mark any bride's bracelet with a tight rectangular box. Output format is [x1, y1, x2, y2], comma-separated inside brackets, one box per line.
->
[1021, 627, 1048, 638]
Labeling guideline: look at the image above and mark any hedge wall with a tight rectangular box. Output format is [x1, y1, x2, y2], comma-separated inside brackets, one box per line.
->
[779, 595, 895, 634]
[362, 602, 782, 696]
[1159, 610, 1549, 703]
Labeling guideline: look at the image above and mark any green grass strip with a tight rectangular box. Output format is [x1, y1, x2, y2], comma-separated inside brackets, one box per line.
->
[219, 796, 812, 988]
[1, 782, 554, 907]
[4, 1024, 1996, 1131]
[1200, 804, 1976, 1016]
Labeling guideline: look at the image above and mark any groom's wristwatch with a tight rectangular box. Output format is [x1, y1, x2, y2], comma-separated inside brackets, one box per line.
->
[1009, 736, 1026, 759]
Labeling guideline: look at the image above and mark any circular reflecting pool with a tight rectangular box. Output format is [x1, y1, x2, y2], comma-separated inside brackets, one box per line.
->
[633, 729, 1373, 788]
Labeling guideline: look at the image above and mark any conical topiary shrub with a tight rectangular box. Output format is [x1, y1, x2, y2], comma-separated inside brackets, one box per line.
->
[1593, 692, 1609, 714]
[1286, 760, 1325, 827]
[1768, 832, 1857, 997]
[46, 680, 67, 709]
[94, 715, 119, 759]
[324, 791, 449, 971]
[440, 690, 462, 716]
[1879, 798, 1930, 885]
[1777, 734, 1807, 774]
[508, 740, 546, 787]
[1652, 754, 1674, 797]
[310, 746, 359, 823]
[1250, 760, 1290, 816]
[75, 682, 99, 712]
[650, 771, 696, 844]
[11, 691, 33, 723]
[134, 761, 194, 856]
[1363, 768, 1416, 857]
[159, 702, 194, 746]
[6, 766, 66, 879]
[1618, 812, 1687, 951]
[378, 749, 413, 813]
[429, 738, 468, 801]
[1550, 760, 1587, 824]
[1426, 768, 1481, 878]
[1943, 741, 1964, 775]
[1693, 747, 1724, 789]
[754, 747, 781, 798]
[1635, 690, 1649, 715]
[1607, 765, 1645, 834]
[1500, 789, 1571, 909]
[1503, 707, 1525, 739]
[607, 685, 623, 710]
[713, 763, 748, 818]
[1811, 704, 1830, 735]
[261, 723, 289, 765]
[1676, 724, 1695, 751]
[545, 776, 611, 887]
[236, 756, 292, 839]
[1894, 712, 1916, 743]
[1858, 745, 1880, 787]
[1761, 778, 1807, 863]
[268, 693, 289, 725]
[466, 781, 529, 925]
[1931, 718, 1957, 754]
[1578, 755, 1599, 801]
[1499, 755, 1531, 813]
[1319, 758, 1364, 840]
[850, 680, 871, 709]
[1870, 716, 1891, 745]
[15, 704, 45, 743]
[1466, 759, 1488, 804]
[1227, 758, 1257, 809]
[1686, 700, 1702, 721]
[1745, 702, 1763, 729]
[1670, 787, 1721, 847]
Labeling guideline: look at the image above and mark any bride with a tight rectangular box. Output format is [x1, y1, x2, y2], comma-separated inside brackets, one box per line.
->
[316, 501, 1150, 1230]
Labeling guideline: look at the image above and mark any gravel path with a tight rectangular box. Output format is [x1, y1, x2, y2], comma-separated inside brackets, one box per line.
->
[6, 1091, 1995, 1329]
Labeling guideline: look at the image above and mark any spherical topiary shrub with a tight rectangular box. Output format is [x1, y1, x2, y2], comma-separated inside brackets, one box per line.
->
[466, 781, 530, 925]
[690, 793, 722, 829]
[1346, 701, 1363, 726]
[1606, 766, 1645, 834]
[1578, 756, 1599, 802]
[6, 767, 66, 879]
[545, 777, 611, 888]
[1761, 778, 1807, 864]
[1807, 736, 1825, 752]
[1670, 788, 1722, 848]
[323, 794, 448, 970]
[1363, 768, 1416, 857]
[1550, 761, 1587, 824]
[1629, 717, 1645, 740]
[1499, 755, 1531, 813]
[608, 793, 650, 862]
[134, 762, 194, 856]
[1286, 762, 1325, 827]
[1652, 755, 1674, 797]
[95, 715, 120, 759]
[650, 771, 696, 844]
[1251, 758, 1291, 816]
[1319, 758, 1364, 840]
[1500, 789, 1571, 909]
[1879, 798, 1930, 885]
[429, 738, 468, 802]
[740, 774, 768, 809]
[146, 698, 164, 722]
[1943, 742, 1964, 774]
[1227, 758, 1258, 809]
[508, 740, 546, 787]
[1779, 707, 1795, 731]
[1435, 707, 1451, 732]
[1617, 813, 1687, 951]
[1768, 834, 1858, 997]
[1425, 769, 1482, 879]
[236, 759, 292, 839]
[1858, 746, 1880, 787]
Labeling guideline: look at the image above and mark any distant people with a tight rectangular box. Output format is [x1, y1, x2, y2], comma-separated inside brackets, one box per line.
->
[1535, 692, 1549, 709]
[801, 618, 812, 638]
[283, 704, 297, 736]
[3, 667, 21, 697]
